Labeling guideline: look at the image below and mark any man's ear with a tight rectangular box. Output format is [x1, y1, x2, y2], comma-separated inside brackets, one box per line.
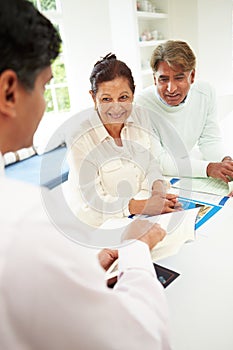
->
[153, 74, 157, 86]
[89, 90, 97, 109]
[0, 70, 18, 118]
[190, 69, 195, 84]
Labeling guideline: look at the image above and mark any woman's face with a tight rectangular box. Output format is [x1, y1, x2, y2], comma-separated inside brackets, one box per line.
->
[90, 77, 134, 125]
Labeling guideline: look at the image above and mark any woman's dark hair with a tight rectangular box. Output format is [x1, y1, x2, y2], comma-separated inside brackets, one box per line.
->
[90, 53, 135, 95]
[0, 0, 61, 90]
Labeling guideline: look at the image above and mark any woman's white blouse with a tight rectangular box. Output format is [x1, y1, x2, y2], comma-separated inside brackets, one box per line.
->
[66, 105, 163, 227]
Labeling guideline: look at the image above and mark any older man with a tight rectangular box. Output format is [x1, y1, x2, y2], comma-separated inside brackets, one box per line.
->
[136, 40, 233, 183]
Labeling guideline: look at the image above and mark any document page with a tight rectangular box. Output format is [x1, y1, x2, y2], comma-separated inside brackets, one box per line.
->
[169, 176, 233, 196]
[105, 207, 199, 279]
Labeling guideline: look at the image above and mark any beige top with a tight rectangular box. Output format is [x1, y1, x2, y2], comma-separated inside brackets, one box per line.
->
[66, 105, 163, 227]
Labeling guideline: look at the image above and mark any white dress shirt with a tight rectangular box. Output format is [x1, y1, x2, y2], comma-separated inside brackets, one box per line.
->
[135, 81, 225, 177]
[0, 153, 5, 176]
[66, 105, 163, 227]
[0, 169, 171, 350]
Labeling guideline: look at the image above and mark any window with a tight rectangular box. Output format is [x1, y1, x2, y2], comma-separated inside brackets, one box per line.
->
[29, 0, 71, 113]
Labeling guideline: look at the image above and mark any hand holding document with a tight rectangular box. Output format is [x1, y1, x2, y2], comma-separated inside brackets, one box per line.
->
[149, 208, 200, 262]
[105, 207, 200, 280]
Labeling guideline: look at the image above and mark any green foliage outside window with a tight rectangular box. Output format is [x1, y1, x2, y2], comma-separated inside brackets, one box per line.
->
[56, 87, 71, 111]
[41, 0, 56, 11]
[29, 0, 56, 11]
[30, 0, 37, 8]
[28, 0, 71, 113]
[52, 56, 67, 84]
[44, 89, 54, 113]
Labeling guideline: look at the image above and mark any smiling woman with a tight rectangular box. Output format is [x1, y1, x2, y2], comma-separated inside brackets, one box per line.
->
[65, 54, 180, 227]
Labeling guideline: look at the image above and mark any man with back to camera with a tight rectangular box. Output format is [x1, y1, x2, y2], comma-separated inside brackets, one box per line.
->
[0, 1, 171, 349]
[135, 40, 233, 183]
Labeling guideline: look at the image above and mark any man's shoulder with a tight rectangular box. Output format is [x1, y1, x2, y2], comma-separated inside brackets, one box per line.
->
[192, 80, 215, 98]
[135, 85, 159, 111]
[136, 85, 156, 99]
[0, 177, 46, 231]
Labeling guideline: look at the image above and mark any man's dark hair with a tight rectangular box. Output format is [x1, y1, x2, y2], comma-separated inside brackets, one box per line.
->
[90, 53, 135, 95]
[0, 0, 61, 89]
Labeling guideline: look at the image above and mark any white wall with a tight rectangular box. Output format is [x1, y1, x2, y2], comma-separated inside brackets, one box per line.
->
[197, 0, 233, 92]
[61, 0, 233, 117]
[108, 0, 142, 90]
[169, 0, 233, 118]
[61, 0, 113, 112]
[169, 0, 199, 54]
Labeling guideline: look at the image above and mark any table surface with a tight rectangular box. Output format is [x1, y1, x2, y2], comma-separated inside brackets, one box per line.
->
[56, 182, 233, 349]
[158, 198, 233, 350]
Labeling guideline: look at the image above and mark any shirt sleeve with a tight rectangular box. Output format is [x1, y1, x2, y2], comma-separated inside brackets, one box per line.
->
[5, 224, 171, 350]
[118, 239, 156, 275]
[112, 240, 171, 349]
[197, 85, 225, 162]
[150, 116, 212, 178]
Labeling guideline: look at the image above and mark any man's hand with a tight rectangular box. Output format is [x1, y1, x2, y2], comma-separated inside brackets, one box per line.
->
[98, 248, 118, 271]
[151, 179, 170, 194]
[98, 249, 118, 287]
[207, 161, 233, 183]
[121, 219, 166, 250]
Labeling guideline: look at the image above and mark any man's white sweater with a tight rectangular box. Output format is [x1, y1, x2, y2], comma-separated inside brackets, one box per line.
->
[135, 81, 225, 178]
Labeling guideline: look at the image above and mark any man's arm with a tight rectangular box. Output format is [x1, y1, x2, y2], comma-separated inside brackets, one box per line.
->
[19, 219, 171, 350]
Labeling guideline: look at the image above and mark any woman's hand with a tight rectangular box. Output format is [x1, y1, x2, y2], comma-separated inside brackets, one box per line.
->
[145, 193, 182, 215]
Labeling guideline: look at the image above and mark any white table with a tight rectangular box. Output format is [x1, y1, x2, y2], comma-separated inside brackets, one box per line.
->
[158, 199, 233, 350]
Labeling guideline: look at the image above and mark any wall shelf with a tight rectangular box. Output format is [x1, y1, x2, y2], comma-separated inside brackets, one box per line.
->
[139, 39, 165, 47]
[135, 0, 169, 89]
[137, 11, 168, 20]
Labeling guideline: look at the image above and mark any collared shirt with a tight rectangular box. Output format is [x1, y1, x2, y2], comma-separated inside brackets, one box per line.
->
[0, 171, 171, 350]
[0, 153, 5, 176]
[66, 105, 163, 227]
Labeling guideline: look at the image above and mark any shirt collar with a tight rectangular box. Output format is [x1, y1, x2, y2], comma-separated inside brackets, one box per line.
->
[0, 152, 5, 176]
[89, 109, 134, 143]
[89, 110, 110, 143]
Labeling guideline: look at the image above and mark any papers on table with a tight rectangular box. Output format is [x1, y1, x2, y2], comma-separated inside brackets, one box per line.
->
[105, 207, 199, 280]
[167, 177, 231, 230]
[149, 208, 199, 262]
[169, 176, 233, 196]
[105, 176, 233, 280]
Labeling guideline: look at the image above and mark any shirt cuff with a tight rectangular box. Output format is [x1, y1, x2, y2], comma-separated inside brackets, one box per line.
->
[118, 240, 155, 276]
[123, 198, 131, 217]
[191, 159, 209, 177]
